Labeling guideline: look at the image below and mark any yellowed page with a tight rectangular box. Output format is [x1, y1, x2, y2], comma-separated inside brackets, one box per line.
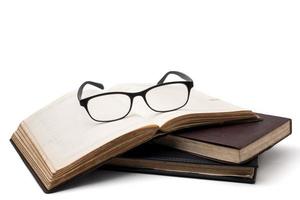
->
[23, 83, 249, 171]
[150, 89, 248, 126]
[24, 91, 153, 171]
[111, 83, 249, 126]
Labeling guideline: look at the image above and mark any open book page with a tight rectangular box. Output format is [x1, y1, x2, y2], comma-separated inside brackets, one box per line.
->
[23, 91, 155, 171]
[22, 83, 249, 171]
[110, 83, 249, 127]
[150, 90, 248, 126]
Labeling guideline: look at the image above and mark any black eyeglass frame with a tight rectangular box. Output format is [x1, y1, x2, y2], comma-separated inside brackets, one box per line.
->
[77, 71, 194, 122]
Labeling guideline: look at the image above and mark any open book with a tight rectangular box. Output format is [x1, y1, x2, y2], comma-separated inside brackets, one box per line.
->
[10, 84, 258, 192]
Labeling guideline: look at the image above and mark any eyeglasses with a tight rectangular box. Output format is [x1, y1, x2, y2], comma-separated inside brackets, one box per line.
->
[77, 71, 194, 122]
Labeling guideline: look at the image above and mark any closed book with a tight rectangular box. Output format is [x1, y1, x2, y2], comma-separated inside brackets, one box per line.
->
[104, 143, 258, 183]
[154, 114, 291, 163]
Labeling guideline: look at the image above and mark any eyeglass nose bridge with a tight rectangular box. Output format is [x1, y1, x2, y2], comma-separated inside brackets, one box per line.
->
[130, 90, 148, 102]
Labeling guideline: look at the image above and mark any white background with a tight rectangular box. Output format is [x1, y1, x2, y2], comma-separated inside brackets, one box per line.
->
[0, 0, 299, 199]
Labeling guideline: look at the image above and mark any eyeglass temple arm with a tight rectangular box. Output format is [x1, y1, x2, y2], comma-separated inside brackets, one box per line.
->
[77, 81, 104, 101]
[157, 71, 193, 84]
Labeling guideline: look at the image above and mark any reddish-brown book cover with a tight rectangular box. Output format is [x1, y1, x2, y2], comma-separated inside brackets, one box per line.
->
[155, 114, 292, 163]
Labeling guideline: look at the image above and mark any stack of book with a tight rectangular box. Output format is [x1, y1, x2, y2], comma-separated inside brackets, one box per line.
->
[10, 84, 291, 193]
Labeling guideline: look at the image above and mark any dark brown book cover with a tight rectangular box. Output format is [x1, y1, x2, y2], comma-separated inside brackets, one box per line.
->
[173, 113, 290, 149]
[103, 143, 258, 183]
[155, 113, 292, 163]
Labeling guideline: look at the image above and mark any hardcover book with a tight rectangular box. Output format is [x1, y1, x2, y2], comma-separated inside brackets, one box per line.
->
[104, 143, 258, 183]
[10, 84, 258, 192]
[154, 114, 291, 163]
